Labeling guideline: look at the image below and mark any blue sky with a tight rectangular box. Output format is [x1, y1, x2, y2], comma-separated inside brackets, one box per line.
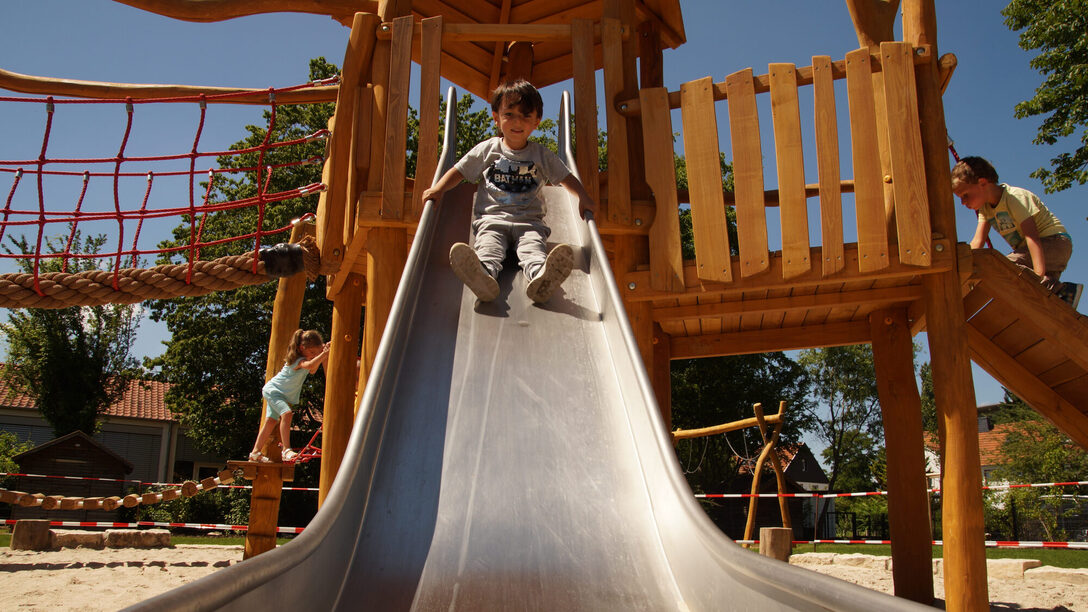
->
[1, 1, 1083, 410]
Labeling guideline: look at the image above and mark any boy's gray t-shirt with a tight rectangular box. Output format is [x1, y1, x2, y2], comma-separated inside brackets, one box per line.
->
[454, 137, 571, 222]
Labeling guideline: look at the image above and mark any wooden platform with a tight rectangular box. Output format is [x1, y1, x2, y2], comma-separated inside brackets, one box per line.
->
[615, 239, 954, 359]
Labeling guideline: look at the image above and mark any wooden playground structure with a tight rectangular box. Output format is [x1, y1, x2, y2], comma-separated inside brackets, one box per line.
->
[4, 1, 1088, 610]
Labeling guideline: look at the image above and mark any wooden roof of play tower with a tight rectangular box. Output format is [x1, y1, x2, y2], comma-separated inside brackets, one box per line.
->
[340, 0, 685, 98]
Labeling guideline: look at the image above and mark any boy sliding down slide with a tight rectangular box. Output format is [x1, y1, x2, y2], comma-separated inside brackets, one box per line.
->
[421, 80, 596, 304]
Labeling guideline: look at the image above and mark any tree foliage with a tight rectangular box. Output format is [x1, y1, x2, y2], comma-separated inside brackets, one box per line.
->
[798, 345, 884, 492]
[992, 414, 1088, 540]
[1, 232, 141, 437]
[0, 431, 34, 488]
[146, 58, 341, 458]
[671, 354, 812, 494]
[1002, 0, 1088, 192]
[146, 62, 503, 459]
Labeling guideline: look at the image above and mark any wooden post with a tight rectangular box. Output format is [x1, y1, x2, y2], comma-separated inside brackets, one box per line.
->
[502, 41, 534, 84]
[232, 461, 294, 559]
[870, 308, 934, 605]
[759, 527, 793, 562]
[903, 1, 988, 610]
[318, 0, 412, 506]
[259, 221, 315, 460]
[319, 272, 365, 506]
[652, 323, 672, 429]
[744, 403, 787, 543]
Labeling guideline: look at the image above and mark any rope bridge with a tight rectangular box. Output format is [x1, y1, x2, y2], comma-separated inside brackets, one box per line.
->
[0, 80, 335, 309]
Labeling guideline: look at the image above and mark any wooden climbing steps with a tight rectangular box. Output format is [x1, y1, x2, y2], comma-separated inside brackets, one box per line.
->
[962, 249, 1088, 448]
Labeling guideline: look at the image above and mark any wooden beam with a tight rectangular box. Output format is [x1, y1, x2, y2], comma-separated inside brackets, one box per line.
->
[653, 285, 922, 323]
[652, 323, 672, 429]
[870, 308, 935, 605]
[111, 0, 373, 23]
[502, 41, 534, 83]
[375, 21, 622, 43]
[380, 15, 414, 221]
[487, 0, 513, 94]
[602, 17, 632, 225]
[319, 271, 365, 507]
[410, 16, 444, 221]
[672, 412, 784, 441]
[321, 13, 380, 278]
[571, 19, 600, 204]
[622, 239, 953, 302]
[967, 326, 1088, 449]
[845, 0, 901, 48]
[0, 67, 338, 103]
[671, 321, 872, 359]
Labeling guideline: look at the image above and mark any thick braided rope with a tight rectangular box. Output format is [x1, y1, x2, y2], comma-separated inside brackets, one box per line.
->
[0, 469, 236, 511]
[0, 239, 321, 309]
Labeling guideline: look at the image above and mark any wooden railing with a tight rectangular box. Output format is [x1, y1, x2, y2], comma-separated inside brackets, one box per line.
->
[619, 42, 934, 292]
[317, 16, 936, 299]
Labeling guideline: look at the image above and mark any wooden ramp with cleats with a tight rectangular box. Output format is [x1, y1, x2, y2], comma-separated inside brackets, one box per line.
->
[964, 249, 1088, 448]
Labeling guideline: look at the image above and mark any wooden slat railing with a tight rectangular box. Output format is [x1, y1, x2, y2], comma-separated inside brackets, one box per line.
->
[646, 42, 932, 291]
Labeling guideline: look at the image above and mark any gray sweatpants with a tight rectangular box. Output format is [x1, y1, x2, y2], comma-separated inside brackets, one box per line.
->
[471, 216, 550, 280]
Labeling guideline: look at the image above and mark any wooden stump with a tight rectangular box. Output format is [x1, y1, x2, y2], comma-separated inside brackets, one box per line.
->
[11, 519, 53, 551]
[759, 527, 793, 562]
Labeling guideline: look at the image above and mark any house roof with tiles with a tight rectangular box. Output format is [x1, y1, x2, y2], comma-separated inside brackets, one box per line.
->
[0, 370, 174, 422]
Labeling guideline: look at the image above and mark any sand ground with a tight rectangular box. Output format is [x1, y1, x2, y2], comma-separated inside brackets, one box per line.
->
[1, 546, 1086, 610]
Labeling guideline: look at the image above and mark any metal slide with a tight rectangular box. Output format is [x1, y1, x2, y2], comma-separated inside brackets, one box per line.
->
[129, 91, 928, 611]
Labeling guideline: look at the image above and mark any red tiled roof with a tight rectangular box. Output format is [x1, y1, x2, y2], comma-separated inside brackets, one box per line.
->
[978, 424, 1012, 466]
[923, 423, 1018, 468]
[0, 374, 174, 422]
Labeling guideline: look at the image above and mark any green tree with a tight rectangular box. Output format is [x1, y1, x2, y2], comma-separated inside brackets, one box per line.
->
[1, 232, 142, 437]
[993, 416, 1088, 540]
[1002, 0, 1088, 193]
[146, 66, 502, 459]
[798, 345, 883, 493]
[0, 431, 34, 489]
[671, 354, 813, 495]
[146, 58, 341, 458]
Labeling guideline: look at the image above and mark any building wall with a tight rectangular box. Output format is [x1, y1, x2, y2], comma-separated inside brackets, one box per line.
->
[0, 408, 225, 486]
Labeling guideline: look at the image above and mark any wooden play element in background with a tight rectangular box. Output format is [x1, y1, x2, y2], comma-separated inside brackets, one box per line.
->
[672, 401, 791, 547]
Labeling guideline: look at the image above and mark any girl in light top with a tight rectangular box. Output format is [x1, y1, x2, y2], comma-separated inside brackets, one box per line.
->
[248, 329, 330, 463]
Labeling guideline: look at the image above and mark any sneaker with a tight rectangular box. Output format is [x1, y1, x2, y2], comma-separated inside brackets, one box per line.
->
[248, 450, 271, 464]
[526, 244, 574, 303]
[449, 242, 499, 301]
[1058, 282, 1083, 309]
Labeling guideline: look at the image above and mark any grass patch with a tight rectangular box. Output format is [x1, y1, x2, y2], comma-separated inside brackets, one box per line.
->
[793, 543, 1088, 569]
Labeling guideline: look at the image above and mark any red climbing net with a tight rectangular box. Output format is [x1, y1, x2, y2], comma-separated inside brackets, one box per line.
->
[0, 78, 336, 296]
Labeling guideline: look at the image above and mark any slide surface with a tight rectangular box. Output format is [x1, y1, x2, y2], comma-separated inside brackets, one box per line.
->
[129, 95, 928, 611]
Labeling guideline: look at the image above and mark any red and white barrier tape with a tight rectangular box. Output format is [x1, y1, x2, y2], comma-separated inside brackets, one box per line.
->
[2, 518, 305, 535]
[696, 480, 1088, 499]
[737, 538, 1088, 549]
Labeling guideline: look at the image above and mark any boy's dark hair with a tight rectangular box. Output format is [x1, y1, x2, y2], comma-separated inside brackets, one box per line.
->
[951, 156, 999, 188]
[490, 79, 543, 118]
